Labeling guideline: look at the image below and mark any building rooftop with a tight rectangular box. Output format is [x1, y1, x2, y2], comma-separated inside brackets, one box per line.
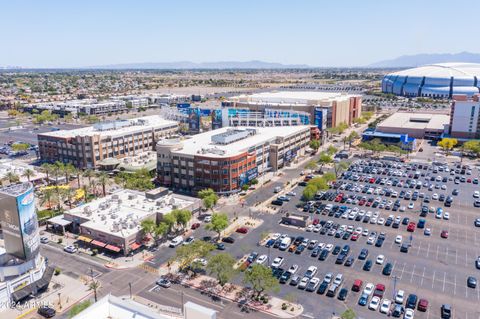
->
[378, 112, 450, 131]
[65, 189, 196, 238]
[158, 126, 310, 158]
[0, 182, 32, 197]
[229, 91, 359, 106]
[0, 159, 45, 182]
[38, 115, 177, 139]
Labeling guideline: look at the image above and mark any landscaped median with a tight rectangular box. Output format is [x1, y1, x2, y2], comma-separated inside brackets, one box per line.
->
[183, 274, 303, 318]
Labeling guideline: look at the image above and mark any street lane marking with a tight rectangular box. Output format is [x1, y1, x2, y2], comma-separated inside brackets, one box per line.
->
[442, 272, 446, 292]
[426, 242, 431, 257]
[409, 264, 415, 283]
[420, 266, 425, 286]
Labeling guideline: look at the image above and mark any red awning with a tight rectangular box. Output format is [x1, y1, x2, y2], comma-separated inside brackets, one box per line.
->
[129, 242, 142, 250]
[104, 244, 121, 253]
[91, 240, 107, 248]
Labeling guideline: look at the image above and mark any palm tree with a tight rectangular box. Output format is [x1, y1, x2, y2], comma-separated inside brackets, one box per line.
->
[51, 162, 63, 186]
[5, 171, 19, 184]
[96, 172, 110, 197]
[83, 169, 95, 194]
[22, 168, 35, 182]
[63, 187, 76, 209]
[40, 188, 55, 210]
[72, 167, 83, 188]
[41, 163, 53, 184]
[63, 163, 75, 184]
[89, 280, 100, 303]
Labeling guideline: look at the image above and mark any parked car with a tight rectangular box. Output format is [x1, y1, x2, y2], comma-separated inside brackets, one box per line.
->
[156, 278, 171, 288]
[63, 245, 77, 253]
[37, 306, 56, 318]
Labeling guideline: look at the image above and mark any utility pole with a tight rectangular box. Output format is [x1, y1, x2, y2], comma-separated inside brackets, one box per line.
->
[392, 275, 399, 299]
[129, 282, 132, 299]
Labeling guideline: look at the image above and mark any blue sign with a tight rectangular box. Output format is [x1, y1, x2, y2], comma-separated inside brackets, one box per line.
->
[211, 109, 223, 129]
[314, 108, 325, 130]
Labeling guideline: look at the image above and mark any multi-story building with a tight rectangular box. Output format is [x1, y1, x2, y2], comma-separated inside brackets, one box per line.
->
[156, 126, 312, 194]
[113, 95, 149, 108]
[449, 94, 480, 139]
[24, 99, 127, 117]
[223, 91, 362, 129]
[38, 115, 178, 168]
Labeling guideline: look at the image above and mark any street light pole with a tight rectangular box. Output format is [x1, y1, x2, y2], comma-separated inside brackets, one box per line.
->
[129, 282, 132, 299]
[392, 275, 399, 299]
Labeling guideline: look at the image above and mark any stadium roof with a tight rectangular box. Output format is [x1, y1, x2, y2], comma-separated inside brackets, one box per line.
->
[389, 63, 480, 78]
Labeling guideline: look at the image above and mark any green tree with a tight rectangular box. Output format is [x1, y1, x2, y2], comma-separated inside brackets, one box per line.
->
[140, 219, 156, 242]
[41, 163, 53, 182]
[243, 264, 280, 299]
[63, 187, 76, 209]
[308, 177, 328, 190]
[317, 152, 333, 172]
[463, 140, 480, 157]
[302, 184, 317, 201]
[22, 168, 35, 182]
[174, 241, 215, 273]
[437, 138, 458, 155]
[322, 172, 336, 182]
[341, 308, 356, 319]
[205, 212, 229, 239]
[172, 209, 192, 231]
[83, 169, 95, 193]
[309, 139, 320, 153]
[346, 131, 359, 149]
[162, 213, 177, 234]
[304, 160, 318, 172]
[11, 143, 29, 152]
[207, 253, 237, 287]
[40, 188, 55, 210]
[362, 111, 374, 120]
[198, 188, 219, 212]
[334, 161, 349, 179]
[326, 145, 337, 156]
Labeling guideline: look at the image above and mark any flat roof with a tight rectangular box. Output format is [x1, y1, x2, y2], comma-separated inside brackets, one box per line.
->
[159, 126, 310, 158]
[378, 112, 450, 131]
[39, 115, 177, 139]
[64, 189, 196, 238]
[229, 91, 359, 106]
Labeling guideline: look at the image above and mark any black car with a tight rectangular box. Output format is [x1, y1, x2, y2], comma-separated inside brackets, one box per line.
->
[37, 306, 56, 318]
[402, 217, 410, 225]
[358, 248, 368, 260]
[344, 256, 355, 267]
[311, 247, 321, 257]
[338, 287, 348, 300]
[375, 238, 385, 247]
[467, 276, 477, 288]
[247, 252, 258, 263]
[382, 262, 393, 276]
[332, 245, 341, 255]
[406, 294, 418, 309]
[271, 200, 284, 206]
[385, 218, 393, 226]
[400, 243, 409, 253]
[265, 239, 275, 248]
[216, 243, 226, 250]
[318, 249, 329, 261]
[317, 281, 329, 294]
[392, 304, 404, 317]
[336, 253, 347, 265]
[363, 259, 373, 271]
[279, 271, 292, 284]
[222, 236, 235, 244]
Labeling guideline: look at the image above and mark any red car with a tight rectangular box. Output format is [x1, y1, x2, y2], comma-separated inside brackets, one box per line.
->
[467, 179, 472, 183]
[312, 218, 319, 225]
[373, 283, 385, 298]
[236, 227, 248, 234]
[191, 223, 200, 230]
[418, 298, 429, 312]
[441, 230, 449, 238]
[358, 200, 365, 206]
[407, 222, 416, 232]
[351, 233, 359, 241]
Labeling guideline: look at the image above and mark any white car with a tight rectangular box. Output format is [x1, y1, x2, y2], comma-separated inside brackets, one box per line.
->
[369, 296, 381, 311]
[204, 215, 212, 222]
[474, 191, 480, 198]
[367, 235, 376, 245]
[376, 254, 385, 265]
[362, 229, 369, 236]
[40, 236, 49, 244]
[395, 234, 403, 244]
[304, 266, 318, 278]
[256, 255, 268, 265]
[271, 257, 284, 268]
[193, 258, 208, 266]
[325, 243, 334, 251]
[443, 212, 450, 220]
[432, 193, 439, 200]
[363, 282, 374, 296]
[298, 277, 309, 289]
[404, 308, 415, 319]
[441, 184, 447, 190]
[395, 290, 405, 304]
[323, 272, 333, 283]
[313, 225, 322, 232]
[306, 225, 314, 232]
[408, 202, 414, 209]
[286, 191, 296, 196]
[271, 233, 281, 240]
[287, 264, 299, 274]
[63, 245, 77, 253]
[380, 299, 392, 314]
[377, 218, 385, 225]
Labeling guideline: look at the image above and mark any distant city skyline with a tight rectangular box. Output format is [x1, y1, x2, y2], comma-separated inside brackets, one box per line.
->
[2, 0, 480, 68]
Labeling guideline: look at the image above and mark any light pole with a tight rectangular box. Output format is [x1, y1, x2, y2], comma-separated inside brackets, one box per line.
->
[129, 282, 132, 299]
[392, 275, 399, 299]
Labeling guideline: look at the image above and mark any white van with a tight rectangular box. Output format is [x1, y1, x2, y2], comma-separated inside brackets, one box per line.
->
[169, 236, 184, 248]
[279, 237, 292, 251]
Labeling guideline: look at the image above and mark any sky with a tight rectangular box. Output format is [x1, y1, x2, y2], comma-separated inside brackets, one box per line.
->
[1, 0, 479, 68]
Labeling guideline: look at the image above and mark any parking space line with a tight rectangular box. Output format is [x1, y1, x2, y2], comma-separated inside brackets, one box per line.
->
[466, 250, 469, 267]
[465, 282, 468, 298]
[420, 266, 426, 286]
[442, 271, 446, 292]
[432, 270, 436, 289]
[455, 248, 458, 265]
[398, 262, 406, 280]
[453, 273, 457, 296]
[416, 241, 422, 256]
[409, 264, 415, 283]
[436, 245, 440, 260]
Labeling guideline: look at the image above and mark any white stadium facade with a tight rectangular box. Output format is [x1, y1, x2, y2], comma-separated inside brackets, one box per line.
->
[382, 63, 480, 98]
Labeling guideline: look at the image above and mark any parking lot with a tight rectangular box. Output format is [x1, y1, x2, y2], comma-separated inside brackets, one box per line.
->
[226, 159, 480, 319]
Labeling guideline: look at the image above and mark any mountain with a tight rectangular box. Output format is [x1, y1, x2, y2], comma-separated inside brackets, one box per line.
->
[86, 60, 311, 70]
[368, 52, 480, 68]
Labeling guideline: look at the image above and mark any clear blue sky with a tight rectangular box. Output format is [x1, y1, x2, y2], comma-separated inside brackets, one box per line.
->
[2, 0, 479, 68]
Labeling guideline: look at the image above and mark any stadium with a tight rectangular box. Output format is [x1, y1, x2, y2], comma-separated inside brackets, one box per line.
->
[382, 63, 480, 98]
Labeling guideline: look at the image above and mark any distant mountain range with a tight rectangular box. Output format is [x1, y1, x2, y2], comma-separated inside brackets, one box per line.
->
[368, 51, 480, 68]
[87, 60, 311, 70]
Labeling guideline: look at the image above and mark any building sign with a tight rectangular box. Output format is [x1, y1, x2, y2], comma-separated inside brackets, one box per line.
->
[188, 108, 200, 132]
[17, 187, 40, 260]
[314, 108, 325, 130]
[246, 167, 258, 181]
[284, 149, 297, 162]
[211, 109, 223, 130]
[176, 103, 191, 111]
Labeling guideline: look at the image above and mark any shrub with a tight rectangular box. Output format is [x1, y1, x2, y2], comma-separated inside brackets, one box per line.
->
[57, 238, 63, 244]
[54, 267, 61, 276]
[281, 303, 287, 310]
[91, 249, 98, 256]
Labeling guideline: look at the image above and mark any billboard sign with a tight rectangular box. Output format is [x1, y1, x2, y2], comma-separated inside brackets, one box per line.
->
[211, 109, 223, 130]
[0, 184, 39, 260]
